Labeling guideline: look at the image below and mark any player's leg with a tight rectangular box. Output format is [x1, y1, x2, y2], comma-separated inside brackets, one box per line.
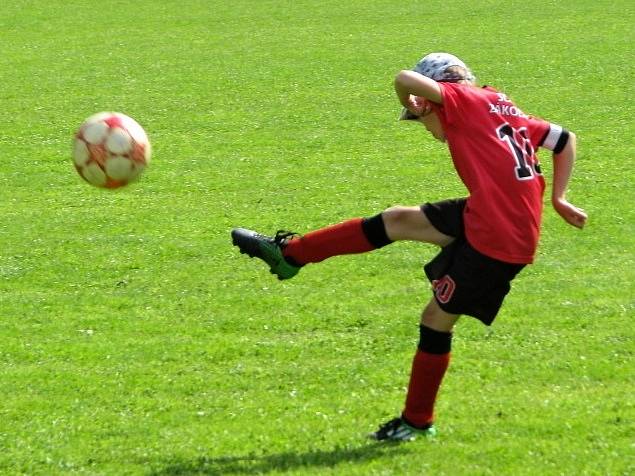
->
[402, 299, 457, 428]
[374, 242, 526, 441]
[281, 205, 453, 262]
[230, 229, 303, 280]
[231, 202, 456, 280]
[382, 205, 454, 246]
[230, 217, 381, 280]
[370, 299, 457, 441]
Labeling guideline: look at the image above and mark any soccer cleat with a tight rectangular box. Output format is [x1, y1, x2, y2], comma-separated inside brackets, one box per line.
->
[369, 417, 437, 442]
[231, 228, 301, 280]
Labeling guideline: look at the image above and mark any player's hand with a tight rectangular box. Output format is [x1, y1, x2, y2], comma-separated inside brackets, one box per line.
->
[405, 95, 431, 117]
[552, 197, 587, 229]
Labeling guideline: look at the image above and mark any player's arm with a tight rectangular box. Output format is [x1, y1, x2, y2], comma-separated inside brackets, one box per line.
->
[546, 129, 587, 229]
[394, 70, 443, 115]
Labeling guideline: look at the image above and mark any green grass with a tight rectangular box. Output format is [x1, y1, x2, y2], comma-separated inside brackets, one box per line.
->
[1, 0, 634, 474]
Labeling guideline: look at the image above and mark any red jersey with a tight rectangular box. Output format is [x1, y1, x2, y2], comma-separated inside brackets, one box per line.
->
[434, 83, 552, 264]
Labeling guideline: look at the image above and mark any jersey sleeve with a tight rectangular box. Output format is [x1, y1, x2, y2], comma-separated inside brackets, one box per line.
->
[527, 117, 569, 153]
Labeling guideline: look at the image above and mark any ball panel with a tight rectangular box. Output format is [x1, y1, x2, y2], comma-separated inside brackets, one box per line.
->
[81, 162, 108, 187]
[82, 121, 109, 145]
[127, 161, 145, 182]
[72, 139, 90, 166]
[105, 155, 133, 181]
[106, 127, 133, 155]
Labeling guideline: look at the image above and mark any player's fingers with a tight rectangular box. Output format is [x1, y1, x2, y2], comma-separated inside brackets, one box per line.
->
[571, 212, 587, 229]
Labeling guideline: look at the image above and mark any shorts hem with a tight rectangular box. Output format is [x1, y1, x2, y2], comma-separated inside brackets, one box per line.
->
[434, 295, 496, 326]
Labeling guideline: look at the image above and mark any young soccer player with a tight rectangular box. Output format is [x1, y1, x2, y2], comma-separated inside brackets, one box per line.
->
[231, 53, 587, 441]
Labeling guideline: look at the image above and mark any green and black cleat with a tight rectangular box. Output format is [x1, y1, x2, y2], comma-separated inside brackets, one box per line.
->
[369, 417, 437, 442]
[231, 228, 301, 280]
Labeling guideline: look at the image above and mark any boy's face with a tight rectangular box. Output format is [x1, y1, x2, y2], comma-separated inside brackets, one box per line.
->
[418, 110, 446, 142]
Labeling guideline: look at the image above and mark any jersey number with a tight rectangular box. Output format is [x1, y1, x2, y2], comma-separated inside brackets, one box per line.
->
[496, 123, 542, 181]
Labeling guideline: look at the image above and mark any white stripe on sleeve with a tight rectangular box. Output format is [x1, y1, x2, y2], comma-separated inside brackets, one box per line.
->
[542, 123, 563, 151]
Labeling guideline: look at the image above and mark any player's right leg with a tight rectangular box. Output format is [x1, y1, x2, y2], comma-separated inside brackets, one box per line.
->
[370, 299, 457, 442]
[369, 416, 437, 442]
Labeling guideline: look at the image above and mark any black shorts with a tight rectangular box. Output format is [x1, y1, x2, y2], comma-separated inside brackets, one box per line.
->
[422, 199, 525, 325]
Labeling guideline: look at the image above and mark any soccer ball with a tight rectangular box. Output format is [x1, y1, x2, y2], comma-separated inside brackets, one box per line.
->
[72, 112, 151, 188]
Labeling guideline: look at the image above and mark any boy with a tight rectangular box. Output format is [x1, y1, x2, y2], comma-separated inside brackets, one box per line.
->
[231, 53, 587, 441]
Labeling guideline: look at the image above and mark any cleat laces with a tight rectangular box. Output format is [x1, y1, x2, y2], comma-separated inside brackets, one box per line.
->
[273, 230, 300, 247]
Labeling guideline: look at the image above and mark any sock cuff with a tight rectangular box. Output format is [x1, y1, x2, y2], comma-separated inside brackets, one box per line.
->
[418, 325, 452, 354]
[361, 213, 393, 249]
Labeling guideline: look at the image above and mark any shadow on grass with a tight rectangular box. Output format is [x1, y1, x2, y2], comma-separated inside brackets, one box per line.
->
[149, 442, 407, 475]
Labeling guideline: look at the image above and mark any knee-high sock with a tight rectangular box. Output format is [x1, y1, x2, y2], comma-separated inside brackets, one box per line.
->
[283, 214, 392, 265]
[402, 325, 452, 428]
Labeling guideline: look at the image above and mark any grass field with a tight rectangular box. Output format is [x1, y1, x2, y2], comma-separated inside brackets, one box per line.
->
[1, 0, 634, 474]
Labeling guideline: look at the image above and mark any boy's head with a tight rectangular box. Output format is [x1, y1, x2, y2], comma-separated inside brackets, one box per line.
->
[413, 52, 475, 84]
[399, 52, 475, 142]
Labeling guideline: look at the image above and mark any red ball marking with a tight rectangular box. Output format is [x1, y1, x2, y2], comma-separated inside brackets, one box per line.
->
[87, 143, 108, 167]
[130, 141, 147, 163]
[104, 115, 123, 128]
[105, 178, 126, 189]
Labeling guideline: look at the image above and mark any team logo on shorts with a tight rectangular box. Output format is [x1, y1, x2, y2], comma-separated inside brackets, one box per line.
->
[433, 275, 456, 304]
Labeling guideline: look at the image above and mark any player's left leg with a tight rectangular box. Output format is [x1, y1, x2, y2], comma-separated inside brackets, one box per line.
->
[282, 206, 453, 264]
[231, 205, 453, 280]
[230, 217, 380, 281]
[231, 229, 302, 280]
[371, 299, 457, 441]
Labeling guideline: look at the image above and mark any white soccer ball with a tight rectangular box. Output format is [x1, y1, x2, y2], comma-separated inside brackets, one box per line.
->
[72, 112, 151, 189]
